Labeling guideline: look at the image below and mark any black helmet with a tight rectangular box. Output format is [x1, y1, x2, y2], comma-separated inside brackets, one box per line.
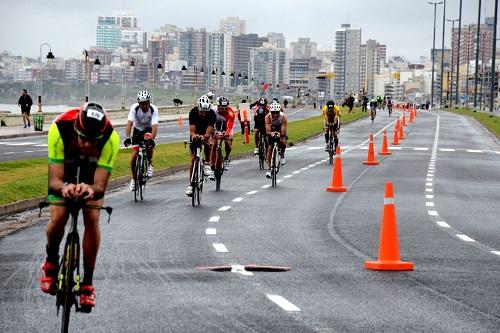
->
[326, 100, 335, 108]
[75, 102, 108, 140]
[217, 96, 229, 107]
[258, 98, 267, 106]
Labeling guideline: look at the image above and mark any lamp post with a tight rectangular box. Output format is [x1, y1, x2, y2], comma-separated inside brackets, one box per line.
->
[490, 0, 498, 112]
[83, 50, 100, 102]
[182, 65, 204, 103]
[428, 1, 444, 110]
[473, 0, 482, 107]
[121, 59, 135, 109]
[439, 0, 447, 107]
[455, 0, 463, 105]
[466, 25, 472, 106]
[37, 43, 54, 113]
[150, 57, 163, 104]
[447, 18, 459, 108]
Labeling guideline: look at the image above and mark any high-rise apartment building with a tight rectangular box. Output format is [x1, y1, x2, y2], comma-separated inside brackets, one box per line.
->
[249, 44, 287, 86]
[96, 16, 122, 50]
[333, 24, 361, 99]
[96, 9, 145, 50]
[361, 39, 385, 97]
[219, 17, 246, 36]
[267, 33, 286, 49]
[232, 34, 268, 78]
[290, 38, 317, 60]
[179, 28, 207, 67]
[451, 22, 493, 68]
[207, 32, 225, 91]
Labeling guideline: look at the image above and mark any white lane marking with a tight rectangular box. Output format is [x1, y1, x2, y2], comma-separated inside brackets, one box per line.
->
[456, 234, 475, 242]
[495, 152, 500, 155]
[34, 144, 48, 147]
[436, 221, 450, 228]
[306, 147, 323, 150]
[429, 166, 435, 170]
[360, 146, 369, 150]
[308, 164, 315, 167]
[426, 195, 434, 199]
[37, 149, 48, 152]
[231, 265, 254, 276]
[266, 294, 301, 312]
[232, 197, 244, 202]
[300, 167, 308, 170]
[4, 142, 36, 146]
[284, 175, 292, 178]
[425, 183, 433, 186]
[246, 190, 258, 195]
[428, 211, 439, 216]
[4, 152, 15, 155]
[209, 216, 220, 222]
[426, 178, 433, 182]
[426, 188, 433, 192]
[413, 147, 429, 151]
[389, 147, 402, 150]
[426, 202, 435, 207]
[292, 171, 301, 174]
[287, 147, 297, 151]
[206, 228, 216, 235]
[491, 251, 500, 255]
[277, 179, 283, 183]
[24, 150, 34, 153]
[261, 184, 271, 189]
[467, 150, 483, 153]
[440, 148, 455, 152]
[213, 243, 228, 252]
[218, 206, 231, 211]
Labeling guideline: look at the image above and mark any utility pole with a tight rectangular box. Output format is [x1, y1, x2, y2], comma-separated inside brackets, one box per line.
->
[490, 0, 498, 112]
[455, 0, 463, 105]
[473, 0, 482, 107]
[429, 2, 444, 110]
[439, 0, 447, 107]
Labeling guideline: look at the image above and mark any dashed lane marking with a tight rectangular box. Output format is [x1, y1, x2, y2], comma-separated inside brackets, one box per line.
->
[218, 206, 231, 211]
[428, 211, 439, 216]
[456, 234, 475, 242]
[213, 243, 228, 252]
[436, 221, 450, 228]
[261, 184, 271, 189]
[266, 294, 301, 312]
[232, 198, 244, 202]
[209, 216, 220, 222]
[467, 150, 483, 153]
[206, 228, 216, 235]
[246, 190, 258, 195]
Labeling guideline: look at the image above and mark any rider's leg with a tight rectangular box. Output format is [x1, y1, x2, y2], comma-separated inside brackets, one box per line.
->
[203, 143, 211, 166]
[254, 129, 259, 148]
[333, 131, 339, 149]
[279, 139, 286, 157]
[209, 141, 217, 168]
[266, 139, 272, 169]
[82, 199, 103, 286]
[130, 150, 138, 179]
[224, 138, 232, 160]
[146, 144, 154, 166]
[45, 205, 70, 264]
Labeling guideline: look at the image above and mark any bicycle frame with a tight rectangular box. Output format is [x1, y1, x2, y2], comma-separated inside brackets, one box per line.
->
[270, 135, 281, 187]
[131, 133, 152, 202]
[190, 142, 205, 206]
[213, 135, 224, 191]
[258, 131, 266, 170]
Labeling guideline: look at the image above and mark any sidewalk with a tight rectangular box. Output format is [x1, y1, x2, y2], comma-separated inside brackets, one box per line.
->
[0, 111, 191, 140]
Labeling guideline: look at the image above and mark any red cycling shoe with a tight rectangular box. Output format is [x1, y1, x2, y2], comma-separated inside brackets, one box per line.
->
[40, 260, 58, 295]
[79, 285, 96, 311]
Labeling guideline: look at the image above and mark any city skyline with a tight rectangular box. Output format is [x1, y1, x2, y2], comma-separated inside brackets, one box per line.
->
[1, 0, 497, 61]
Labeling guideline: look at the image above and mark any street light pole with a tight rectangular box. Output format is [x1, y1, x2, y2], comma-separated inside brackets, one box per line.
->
[490, 0, 498, 112]
[428, 1, 443, 110]
[37, 43, 54, 113]
[466, 25, 471, 106]
[473, 0, 482, 107]
[455, 0, 463, 105]
[447, 18, 459, 108]
[439, 0, 446, 107]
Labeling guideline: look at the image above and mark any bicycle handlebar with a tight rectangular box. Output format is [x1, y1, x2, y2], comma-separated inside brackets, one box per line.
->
[39, 200, 113, 223]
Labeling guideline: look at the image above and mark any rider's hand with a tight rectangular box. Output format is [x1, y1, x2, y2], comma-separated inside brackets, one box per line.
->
[273, 131, 280, 138]
[61, 183, 77, 199]
[75, 183, 94, 200]
[124, 137, 132, 147]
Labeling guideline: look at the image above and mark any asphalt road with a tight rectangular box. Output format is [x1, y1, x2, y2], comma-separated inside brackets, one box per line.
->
[0, 107, 316, 162]
[1, 109, 500, 332]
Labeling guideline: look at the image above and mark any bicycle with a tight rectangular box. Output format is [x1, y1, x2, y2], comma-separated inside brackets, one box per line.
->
[326, 125, 336, 165]
[256, 129, 266, 170]
[39, 194, 112, 333]
[269, 133, 282, 187]
[213, 131, 225, 191]
[131, 132, 152, 202]
[188, 139, 206, 206]
[370, 107, 377, 123]
[388, 104, 393, 117]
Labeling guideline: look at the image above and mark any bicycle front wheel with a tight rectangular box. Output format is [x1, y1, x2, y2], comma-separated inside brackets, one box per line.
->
[59, 235, 76, 333]
[271, 146, 277, 187]
[140, 158, 148, 201]
[191, 160, 199, 207]
[134, 155, 142, 202]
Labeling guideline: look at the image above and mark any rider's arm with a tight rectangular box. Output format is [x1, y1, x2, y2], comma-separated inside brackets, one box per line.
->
[126, 105, 136, 138]
[205, 125, 214, 141]
[151, 124, 158, 140]
[189, 125, 197, 140]
[151, 105, 159, 139]
[125, 120, 133, 138]
[92, 130, 120, 200]
[281, 115, 287, 138]
[265, 115, 272, 135]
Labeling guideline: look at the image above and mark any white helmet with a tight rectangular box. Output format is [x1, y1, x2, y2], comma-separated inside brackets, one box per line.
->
[270, 100, 281, 112]
[206, 91, 214, 99]
[137, 90, 151, 102]
[197, 95, 212, 112]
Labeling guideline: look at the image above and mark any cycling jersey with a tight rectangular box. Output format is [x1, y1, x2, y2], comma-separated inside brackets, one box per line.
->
[253, 105, 269, 130]
[214, 106, 236, 136]
[128, 103, 159, 131]
[47, 108, 120, 202]
[269, 112, 285, 132]
[188, 107, 216, 135]
[321, 105, 340, 123]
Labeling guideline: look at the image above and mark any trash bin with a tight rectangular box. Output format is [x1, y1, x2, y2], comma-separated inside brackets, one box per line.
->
[33, 113, 45, 131]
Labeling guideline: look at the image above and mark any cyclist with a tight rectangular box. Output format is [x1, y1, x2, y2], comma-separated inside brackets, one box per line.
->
[369, 98, 378, 121]
[265, 100, 287, 178]
[387, 96, 393, 116]
[206, 91, 215, 103]
[40, 102, 120, 311]
[211, 96, 236, 170]
[322, 100, 341, 152]
[253, 98, 269, 155]
[186, 95, 216, 196]
[124, 90, 158, 191]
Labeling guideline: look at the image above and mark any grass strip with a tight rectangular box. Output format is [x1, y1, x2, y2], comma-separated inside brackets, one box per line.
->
[0, 107, 366, 206]
[443, 108, 500, 139]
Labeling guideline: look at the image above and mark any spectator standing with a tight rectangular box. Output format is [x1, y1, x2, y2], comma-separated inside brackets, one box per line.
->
[18, 89, 33, 128]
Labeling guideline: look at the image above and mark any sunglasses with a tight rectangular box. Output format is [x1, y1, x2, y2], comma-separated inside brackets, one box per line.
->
[75, 127, 103, 141]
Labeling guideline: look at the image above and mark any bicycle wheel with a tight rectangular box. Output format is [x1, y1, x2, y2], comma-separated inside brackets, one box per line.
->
[134, 155, 142, 202]
[329, 135, 334, 165]
[258, 136, 266, 170]
[197, 160, 203, 205]
[215, 146, 223, 191]
[271, 145, 277, 187]
[191, 159, 199, 207]
[140, 157, 148, 201]
[59, 235, 76, 333]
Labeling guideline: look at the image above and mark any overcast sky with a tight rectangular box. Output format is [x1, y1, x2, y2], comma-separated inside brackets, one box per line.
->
[1, 0, 497, 61]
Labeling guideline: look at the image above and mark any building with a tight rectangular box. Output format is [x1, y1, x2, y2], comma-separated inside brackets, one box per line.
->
[96, 16, 122, 51]
[288, 57, 322, 100]
[290, 38, 317, 60]
[248, 44, 287, 86]
[333, 24, 362, 99]
[219, 17, 246, 36]
[361, 39, 385, 97]
[232, 34, 268, 80]
[179, 28, 207, 68]
[207, 32, 225, 92]
[452, 22, 494, 68]
[96, 9, 146, 51]
[267, 33, 286, 49]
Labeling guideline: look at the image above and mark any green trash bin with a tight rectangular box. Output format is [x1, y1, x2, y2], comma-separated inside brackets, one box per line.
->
[33, 113, 45, 131]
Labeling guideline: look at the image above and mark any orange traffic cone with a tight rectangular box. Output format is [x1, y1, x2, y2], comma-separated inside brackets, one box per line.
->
[398, 118, 405, 140]
[392, 125, 400, 145]
[177, 115, 183, 127]
[365, 182, 414, 271]
[402, 113, 407, 126]
[379, 129, 391, 155]
[363, 134, 379, 165]
[244, 121, 250, 144]
[326, 146, 347, 192]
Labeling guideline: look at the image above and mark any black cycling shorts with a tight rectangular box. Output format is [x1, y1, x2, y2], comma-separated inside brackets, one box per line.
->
[132, 127, 152, 145]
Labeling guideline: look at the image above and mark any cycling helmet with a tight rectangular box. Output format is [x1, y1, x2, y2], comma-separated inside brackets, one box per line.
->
[270, 100, 281, 112]
[137, 90, 151, 102]
[197, 95, 212, 112]
[206, 91, 214, 100]
[326, 100, 335, 109]
[272, 97, 280, 103]
[217, 96, 229, 107]
[258, 98, 267, 106]
[75, 102, 108, 139]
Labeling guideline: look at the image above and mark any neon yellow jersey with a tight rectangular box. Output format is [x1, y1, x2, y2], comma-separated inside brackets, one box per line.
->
[47, 122, 120, 172]
[322, 105, 340, 121]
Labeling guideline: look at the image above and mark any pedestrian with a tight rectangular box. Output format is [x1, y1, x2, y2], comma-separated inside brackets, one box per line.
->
[18, 89, 33, 128]
[362, 95, 368, 112]
[283, 99, 288, 109]
[347, 94, 355, 113]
